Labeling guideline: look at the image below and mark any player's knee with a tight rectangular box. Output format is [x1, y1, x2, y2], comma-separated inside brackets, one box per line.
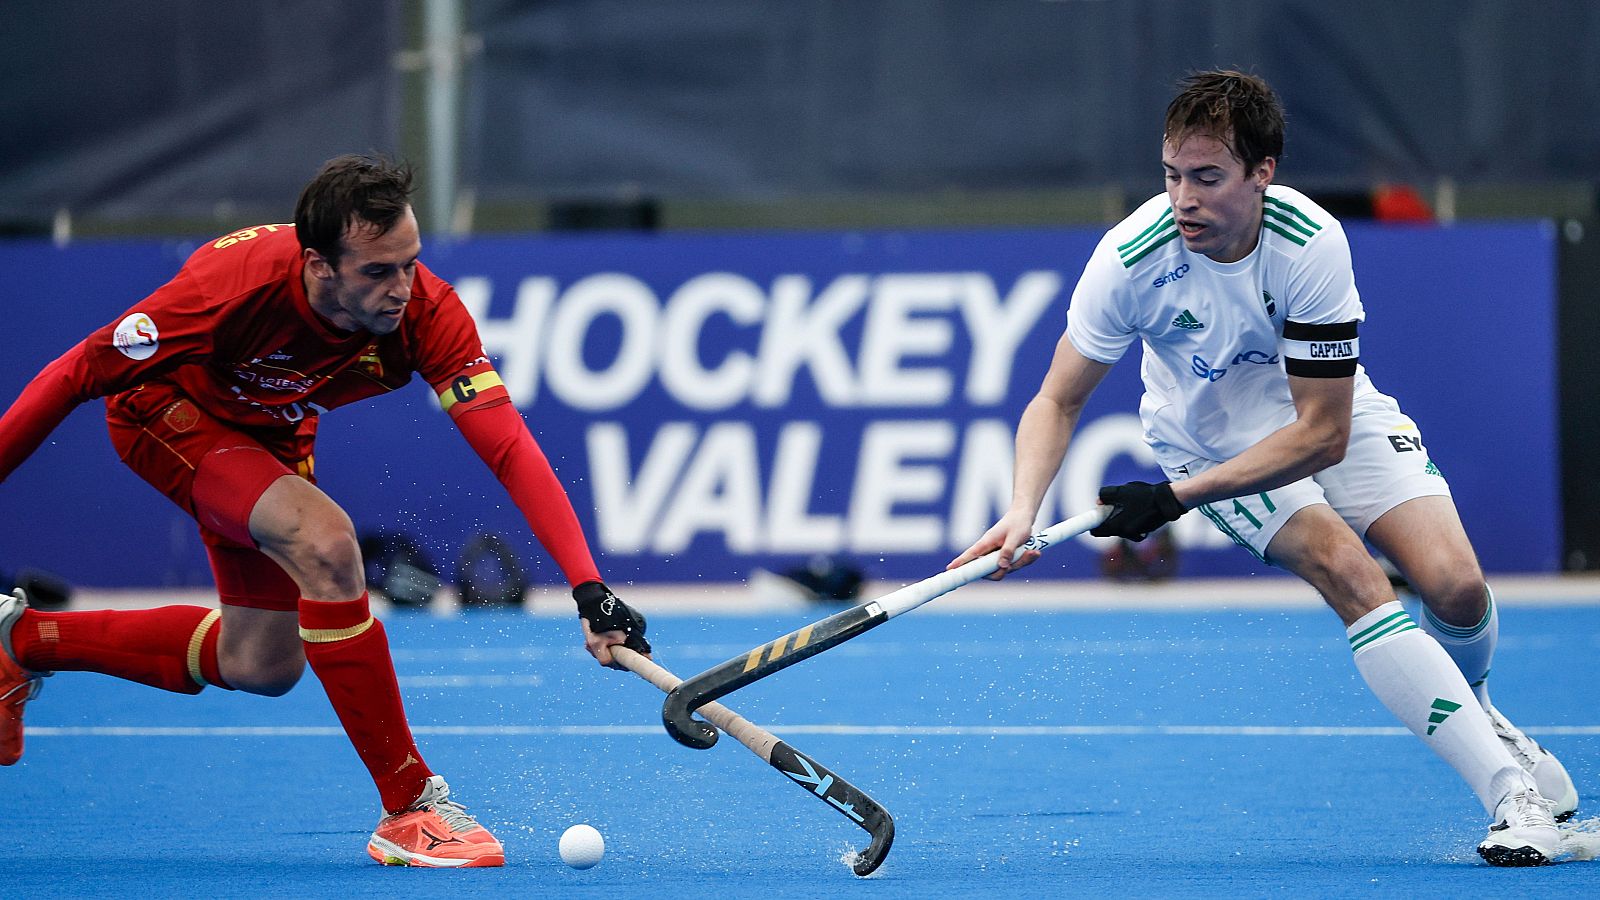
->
[251, 484, 364, 598]
[224, 648, 307, 696]
[1421, 573, 1489, 627]
[270, 517, 364, 599]
[1300, 540, 1390, 610]
[299, 526, 363, 591]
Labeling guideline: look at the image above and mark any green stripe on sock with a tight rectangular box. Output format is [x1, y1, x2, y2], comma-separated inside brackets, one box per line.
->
[1424, 698, 1462, 735]
[1422, 595, 1493, 639]
[1349, 610, 1411, 645]
[1350, 620, 1418, 652]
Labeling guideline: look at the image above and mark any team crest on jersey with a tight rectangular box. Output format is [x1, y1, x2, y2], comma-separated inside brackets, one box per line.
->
[358, 343, 384, 378]
[1262, 291, 1277, 317]
[162, 400, 199, 433]
[113, 312, 160, 360]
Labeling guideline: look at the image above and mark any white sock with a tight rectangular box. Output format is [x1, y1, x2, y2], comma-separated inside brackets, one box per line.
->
[1405, 584, 1497, 711]
[1348, 601, 1529, 813]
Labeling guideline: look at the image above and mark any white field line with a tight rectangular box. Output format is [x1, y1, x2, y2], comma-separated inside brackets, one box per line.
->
[24, 723, 1600, 739]
[66, 572, 1600, 616]
[383, 631, 1579, 664]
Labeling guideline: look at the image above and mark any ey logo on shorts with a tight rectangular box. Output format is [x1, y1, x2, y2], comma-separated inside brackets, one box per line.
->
[1387, 434, 1424, 452]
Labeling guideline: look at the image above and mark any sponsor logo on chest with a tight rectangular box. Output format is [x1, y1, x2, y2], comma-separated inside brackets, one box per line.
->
[1152, 264, 1190, 288]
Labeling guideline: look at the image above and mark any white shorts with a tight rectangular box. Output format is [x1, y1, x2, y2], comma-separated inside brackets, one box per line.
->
[1161, 392, 1451, 565]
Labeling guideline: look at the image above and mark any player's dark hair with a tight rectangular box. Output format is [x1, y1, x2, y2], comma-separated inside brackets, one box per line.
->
[1164, 70, 1284, 173]
[295, 154, 415, 267]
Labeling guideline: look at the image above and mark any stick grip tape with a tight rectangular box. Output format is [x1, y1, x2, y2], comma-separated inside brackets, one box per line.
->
[662, 602, 888, 749]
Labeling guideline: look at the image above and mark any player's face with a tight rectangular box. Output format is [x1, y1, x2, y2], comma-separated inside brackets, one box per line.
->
[1162, 134, 1275, 264]
[311, 207, 422, 335]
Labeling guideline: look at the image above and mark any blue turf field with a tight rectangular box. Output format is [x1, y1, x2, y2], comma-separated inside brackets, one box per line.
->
[6, 600, 1599, 898]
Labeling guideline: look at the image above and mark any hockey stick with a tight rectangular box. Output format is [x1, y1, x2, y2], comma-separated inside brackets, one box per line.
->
[612, 645, 895, 876]
[662, 508, 1108, 750]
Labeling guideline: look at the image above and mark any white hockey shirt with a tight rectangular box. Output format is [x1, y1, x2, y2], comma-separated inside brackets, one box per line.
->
[1066, 185, 1378, 465]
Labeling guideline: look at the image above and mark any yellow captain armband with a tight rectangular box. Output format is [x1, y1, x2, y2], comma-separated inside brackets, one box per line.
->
[437, 370, 507, 413]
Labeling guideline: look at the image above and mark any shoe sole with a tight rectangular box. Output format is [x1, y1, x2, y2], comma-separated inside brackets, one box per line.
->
[1476, 842, 1554, 867]
[367, 837, 505, 868]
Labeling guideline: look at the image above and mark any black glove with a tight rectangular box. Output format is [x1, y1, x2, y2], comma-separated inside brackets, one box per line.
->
[1090, 481, 1187, 542]
[574, 580, 651, 654]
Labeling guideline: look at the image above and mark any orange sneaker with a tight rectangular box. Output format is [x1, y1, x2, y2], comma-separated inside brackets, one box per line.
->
[367, 775, 505, 867]
[0, 588, 48, 766]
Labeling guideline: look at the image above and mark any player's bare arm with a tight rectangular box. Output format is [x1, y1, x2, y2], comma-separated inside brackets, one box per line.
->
[1094, 372, 1355, 541]
[948, 334, 1111, 578]
[1167, 371, 1353, 510]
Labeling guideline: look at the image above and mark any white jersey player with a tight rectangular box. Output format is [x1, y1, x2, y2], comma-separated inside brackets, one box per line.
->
[953, 69, 1576, 867]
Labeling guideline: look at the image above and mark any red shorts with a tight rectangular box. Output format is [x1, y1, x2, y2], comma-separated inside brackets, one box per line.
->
[107, 384, 307, 612]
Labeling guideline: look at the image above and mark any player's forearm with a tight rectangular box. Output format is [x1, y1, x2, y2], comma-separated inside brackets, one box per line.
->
[1168, 417, 1346, 510]
[453, 402, 602, 587]
[1007, 392, 1083, 518]
[0, 345, 98, 482]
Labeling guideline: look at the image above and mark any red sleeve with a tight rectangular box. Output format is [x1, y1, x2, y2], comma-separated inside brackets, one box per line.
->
[0, 342, 99, 481]
[1, 247, 231, 482]
[408, 269, 597, 584]
[453, 400, 602, 588]
[79, 266, 221, 396]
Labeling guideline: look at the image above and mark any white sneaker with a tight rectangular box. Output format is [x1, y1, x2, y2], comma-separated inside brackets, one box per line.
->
[1478, 787, 1560, 867]
[1488, 705, 1578, 821]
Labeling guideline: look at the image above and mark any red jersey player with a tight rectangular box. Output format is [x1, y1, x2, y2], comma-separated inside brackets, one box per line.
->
[0, 155, 651, 868]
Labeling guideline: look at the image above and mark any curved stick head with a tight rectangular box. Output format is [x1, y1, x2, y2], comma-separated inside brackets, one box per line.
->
[851, 815, 895, 876]
[662, 685, 719, 749]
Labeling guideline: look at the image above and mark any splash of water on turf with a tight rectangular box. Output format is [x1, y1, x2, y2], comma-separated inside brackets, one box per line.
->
[841, 844, 885, 878]
[1558, 816, 1600, 861]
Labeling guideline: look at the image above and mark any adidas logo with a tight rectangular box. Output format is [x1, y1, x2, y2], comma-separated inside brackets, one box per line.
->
[1426, 697, 1462, 735]
[1171, 309, 1204, 330]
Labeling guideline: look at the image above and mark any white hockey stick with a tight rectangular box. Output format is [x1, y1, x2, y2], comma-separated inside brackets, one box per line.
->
[661, 507, 1109, 749]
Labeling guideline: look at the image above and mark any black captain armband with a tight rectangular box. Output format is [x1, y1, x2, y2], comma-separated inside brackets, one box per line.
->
[1281, 320, 1360, 378]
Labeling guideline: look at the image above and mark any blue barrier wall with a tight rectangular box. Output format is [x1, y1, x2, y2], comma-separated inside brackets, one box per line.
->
[0, 223, 1558, 587]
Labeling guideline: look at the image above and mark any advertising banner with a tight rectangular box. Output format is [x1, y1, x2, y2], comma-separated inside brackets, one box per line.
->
[0, 223, 1558, 587]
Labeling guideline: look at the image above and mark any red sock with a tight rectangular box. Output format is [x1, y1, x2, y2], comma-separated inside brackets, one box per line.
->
[299, 592, 434, 813]
[10, 605, 231, 693]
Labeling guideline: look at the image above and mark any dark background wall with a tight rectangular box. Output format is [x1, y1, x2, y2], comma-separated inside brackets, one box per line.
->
[0, 0, 401, 229]
[4, 1, 1598, 224]
[467, 0, 1600, 202]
